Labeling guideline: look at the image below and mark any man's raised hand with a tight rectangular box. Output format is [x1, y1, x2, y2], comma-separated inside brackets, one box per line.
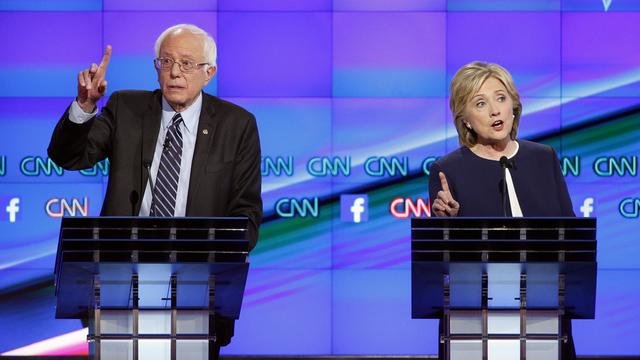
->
[77, 45, 112, 113]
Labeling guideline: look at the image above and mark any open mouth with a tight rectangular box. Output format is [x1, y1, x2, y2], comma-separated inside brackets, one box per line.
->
[491, 120, 504, 130]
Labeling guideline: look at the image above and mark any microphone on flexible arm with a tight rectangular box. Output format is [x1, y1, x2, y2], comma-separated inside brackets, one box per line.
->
[129, 191, 139, 217]
[499, 156, 510, 217]
[143, 159, 157, 216]
[499, 156, 517, 217]
[162, 136, 171, 152]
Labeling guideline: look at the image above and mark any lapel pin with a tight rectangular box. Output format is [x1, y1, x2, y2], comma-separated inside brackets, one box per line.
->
[202, 129, 209, 135]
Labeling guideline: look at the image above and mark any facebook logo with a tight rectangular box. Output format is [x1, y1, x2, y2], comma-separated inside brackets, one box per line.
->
[1, 196, 20, 223]
[340, 194, 368, 223]
[580, 197, 595, 217]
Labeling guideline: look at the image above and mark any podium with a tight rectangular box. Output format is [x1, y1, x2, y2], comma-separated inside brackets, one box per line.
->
[411, 218, 597, 360]
[54, 216, 250, 360]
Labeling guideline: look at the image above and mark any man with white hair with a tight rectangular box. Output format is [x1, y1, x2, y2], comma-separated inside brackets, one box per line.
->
[48, 24, 262, 357]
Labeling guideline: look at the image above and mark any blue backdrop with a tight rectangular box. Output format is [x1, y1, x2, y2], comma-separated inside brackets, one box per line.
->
[0, 0, 639, 356]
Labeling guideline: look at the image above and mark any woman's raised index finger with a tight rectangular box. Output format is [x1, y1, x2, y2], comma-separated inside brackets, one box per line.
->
[439, 172, 451, 193]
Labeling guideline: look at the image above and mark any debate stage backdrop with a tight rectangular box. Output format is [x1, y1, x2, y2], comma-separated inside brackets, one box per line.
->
[1, 0, 639, 356]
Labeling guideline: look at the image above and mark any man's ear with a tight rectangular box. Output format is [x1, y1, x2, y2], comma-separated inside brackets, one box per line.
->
[204, 65, 217, 85]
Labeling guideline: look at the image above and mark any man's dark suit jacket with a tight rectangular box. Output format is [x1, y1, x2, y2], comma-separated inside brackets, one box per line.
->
[48, 89, 262, 250]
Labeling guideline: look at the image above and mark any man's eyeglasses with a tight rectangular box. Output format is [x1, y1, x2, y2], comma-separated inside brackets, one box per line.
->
[154, 58, 209, 73]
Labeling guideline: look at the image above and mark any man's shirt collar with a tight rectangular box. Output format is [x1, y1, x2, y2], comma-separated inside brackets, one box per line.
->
[161, 92, 202, 134]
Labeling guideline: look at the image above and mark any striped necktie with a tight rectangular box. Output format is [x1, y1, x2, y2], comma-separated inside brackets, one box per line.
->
[150, 113, 183, 217]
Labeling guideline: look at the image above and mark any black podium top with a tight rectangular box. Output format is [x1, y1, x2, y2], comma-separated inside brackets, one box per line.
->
[54, 217, 250, 319]
[411, 217, 597, 319]
[412, 217, 596, 262]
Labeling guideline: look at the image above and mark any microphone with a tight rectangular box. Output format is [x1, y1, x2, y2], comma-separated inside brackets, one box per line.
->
[501, 157, 516, 170]
[499, 156, 511, 168]
[163, 136, 171, 152]
[143, 160, 156, 216]
[499, 156, 509, 217]
[129, 191, 139, 217]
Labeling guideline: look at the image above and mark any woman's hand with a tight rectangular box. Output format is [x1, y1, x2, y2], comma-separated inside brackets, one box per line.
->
[432, 172, 460, 217]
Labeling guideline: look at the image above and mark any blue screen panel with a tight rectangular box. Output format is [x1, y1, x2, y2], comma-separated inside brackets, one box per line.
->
[0, 13, 102, 97]
[519, 97, 562, 139]
[332, 98, 447, 185]
[573, 270, 640, 355]
[0, 183, 103, 292]
[332, 270, 437, 354]
[332, 202, 413, 270]
[562, 12, 640, 97]
[447, 0, 560, 11]
[0, 282, 82, 354]
[251, 214, 334, 270]
[567, 182, 640, 270]
[332, 176, 429, 270]
[0, 0, 101, 11]
[561, 97, 640, 128]
[217, 12, 332, 97]
[559, 112, 639, 183]
[447, 12, 561, 98]
[223, 270, 331, 355]
[563, 0, 640, 12]
[333, 12, 446, 97]
[0, 98, 107, 184]
[218, 0, 331, 11]
[104, 0, 216, 11]
[333, 0, 445, 11]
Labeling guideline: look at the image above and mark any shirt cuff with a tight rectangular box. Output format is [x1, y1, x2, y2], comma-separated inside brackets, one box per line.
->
[69, 100, 97, 124]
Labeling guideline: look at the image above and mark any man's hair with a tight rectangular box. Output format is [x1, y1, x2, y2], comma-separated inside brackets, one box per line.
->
[449, 61, 522, 148]
[154, 24, 217, 68]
